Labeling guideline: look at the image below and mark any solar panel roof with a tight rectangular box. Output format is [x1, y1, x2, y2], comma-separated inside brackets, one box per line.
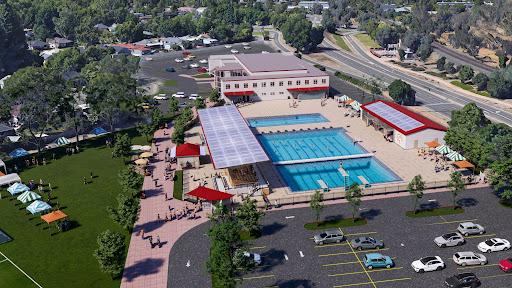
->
[364, 101, 424, 132]
[198, 105, 269, 169]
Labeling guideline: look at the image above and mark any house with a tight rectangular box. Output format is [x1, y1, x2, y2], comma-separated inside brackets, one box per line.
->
[110, 43, 150, 57]
[28, 40, 49, 50]
[47, 37, 73, 49]
[177, 6, 196, 14]
[297, 1, 329, 9]
[394, 6, 411, 13]
[436, 1, 474, 8]
[94, 23, 110, 31]
[163, 37, 183, 50]
[0, 124, 15, 141]
[135, 38, 163, 49]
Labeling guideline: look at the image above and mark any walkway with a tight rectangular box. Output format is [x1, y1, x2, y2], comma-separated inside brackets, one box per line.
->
[121, 128, 208, 288]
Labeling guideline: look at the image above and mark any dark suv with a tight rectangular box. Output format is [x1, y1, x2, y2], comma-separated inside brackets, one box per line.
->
[445, 273, 480, 288]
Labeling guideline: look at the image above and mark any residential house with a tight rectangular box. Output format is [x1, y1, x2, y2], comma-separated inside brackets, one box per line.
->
[47, 37, 73, 49]
[177, 6, 196, 14]
[163, 37, 183, 50]
[28, 40, 48, 50]
[110, 44, 150, 57]
[0, 124, 15, 141]
[94, 23, 110, 31]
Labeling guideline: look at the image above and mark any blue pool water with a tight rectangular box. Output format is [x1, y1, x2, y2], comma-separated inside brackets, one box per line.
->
[247, 113, 329, 127]
[258, 129, 366, 162]
[277, 158, 401, 192]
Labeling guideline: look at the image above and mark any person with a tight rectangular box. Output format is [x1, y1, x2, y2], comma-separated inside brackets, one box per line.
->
[42, 158, 46, 165]
[339, 161, 343, 168]
[157, 213, 161, 221]
[154, 179, 157, 187]
[149, 236, 154, 249]
[156, 235, 161, 248]
[140, 229, 145, 239]
[14, 164, 18, 173]
[90, 171, 93, 179]
[83, 176, 87, 185]
[165, 213, 169, 222]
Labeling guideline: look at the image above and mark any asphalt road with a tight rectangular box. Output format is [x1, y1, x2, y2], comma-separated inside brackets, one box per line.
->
[432, 42, 495, 75]
[168, 188, 512, 288]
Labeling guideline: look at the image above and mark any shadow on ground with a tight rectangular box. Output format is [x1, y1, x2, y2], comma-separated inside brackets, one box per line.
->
[123, 258, 165, 282]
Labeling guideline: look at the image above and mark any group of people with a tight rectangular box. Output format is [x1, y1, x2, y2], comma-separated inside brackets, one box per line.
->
[140, 230, 162, 249]
[159, 202, 203, 222]
[418, 149, 452, 173]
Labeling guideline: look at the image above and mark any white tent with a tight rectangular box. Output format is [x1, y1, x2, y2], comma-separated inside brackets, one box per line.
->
[0, 173, 21, 186]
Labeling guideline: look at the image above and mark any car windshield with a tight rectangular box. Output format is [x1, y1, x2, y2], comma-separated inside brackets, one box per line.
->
[319, 233, 327, 238]
[420, 257, 436, 264]
[443, 233, 456, 240]
[485, 239, 495, 246]
[367, 237, 376, 242]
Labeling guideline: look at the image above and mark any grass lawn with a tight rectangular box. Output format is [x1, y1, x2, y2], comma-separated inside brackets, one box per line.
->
[354, 33, 381, 49]
[406, 206, 464, 218]
[173, 170, 183, 200]
[193, 73, 212, 79]
[163, 79, 177, 87]
[451, 80, 489, 97]
[0, 253, 40, 288]
[304, 218, 367, 230]
[0, 132, 147, 288]
[332, 34, 351, 52]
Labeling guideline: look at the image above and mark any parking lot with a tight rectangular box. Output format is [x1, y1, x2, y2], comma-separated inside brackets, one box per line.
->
[168, 188, 512, 288]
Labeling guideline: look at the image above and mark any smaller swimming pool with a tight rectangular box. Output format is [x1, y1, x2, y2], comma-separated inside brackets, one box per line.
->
[247, 113, 329, 127]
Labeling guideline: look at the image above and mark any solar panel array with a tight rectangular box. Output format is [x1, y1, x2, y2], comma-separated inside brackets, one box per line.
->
[198, 105, 269, 168]
[364, 101, 424, 132]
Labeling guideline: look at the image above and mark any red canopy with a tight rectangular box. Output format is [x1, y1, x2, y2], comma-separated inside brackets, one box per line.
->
[176, 143, 200, 157]
[187, 186, 233, 201]
[288, 86, 329, 92]
[224, 91, 255, 97]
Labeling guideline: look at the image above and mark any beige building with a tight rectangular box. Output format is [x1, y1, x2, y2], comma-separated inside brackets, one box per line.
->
[171, 143, 206, 169]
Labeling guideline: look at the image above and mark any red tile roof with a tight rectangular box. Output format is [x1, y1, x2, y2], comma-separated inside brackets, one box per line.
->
[175, 143, 200, 157]
[187, 186, 233, 201]
[224, 91, 255, 97]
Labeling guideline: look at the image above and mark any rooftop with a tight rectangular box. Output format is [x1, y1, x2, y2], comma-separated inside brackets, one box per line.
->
[175, 143, 200, 157]
[234, 53, 310, 73]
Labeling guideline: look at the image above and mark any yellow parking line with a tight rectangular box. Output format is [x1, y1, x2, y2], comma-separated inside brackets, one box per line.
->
[249, 246, 266, 250]
[329, 267, 403, 277]
[241, 274, 275, 280]
[341, 228, 377, 288]
[332, 277, 411, 287]
[345, 231, 377, 237]
[323, 261, 360, 267]
[439, 215, 448, 222]
[315, 243, 349, 248]
[428, 218, 478, 225]
[465, 233, 496, 239]
[319, 248, 389, 257]
[480, 273, 512, 279]
[457, 264, 499, 270]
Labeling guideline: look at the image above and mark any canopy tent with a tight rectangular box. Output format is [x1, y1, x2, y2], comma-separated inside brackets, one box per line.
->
[0, 159, 6, 174]
[435, 145, 453, 155]
[54, 137, 71, 146]
[41, 210, 68, 224]
[17, 191, 41, 204]
[425, 140, 440, 148]
[26, 200, 51, 215]
[6, 136, 21, 143]
[453, 160, 475, 169]
[350, 100, 361, 111]
[7, 182, 29, 195]
[134, 158, 149, 166]
[446, 151, 466, 161]
[170, 144, 207, 158]
[335, 95, 350, 103]
[9, 148, 28, 158]
[139, 152, 153, 158]
[130, 145, 152, 152]
[90, 127, 107, 135]
[0, 174, 21, 186]
[187, 186, 233, 201]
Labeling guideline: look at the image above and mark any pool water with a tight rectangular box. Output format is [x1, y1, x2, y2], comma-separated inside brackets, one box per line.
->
[258, 129, 366, 162]
[247, 113, 329, 127]
[277, 159, 401, 192]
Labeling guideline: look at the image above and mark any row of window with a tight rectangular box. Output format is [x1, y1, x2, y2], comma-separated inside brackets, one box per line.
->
[224, 78, 327, 90]
[260, 91, 285, 96]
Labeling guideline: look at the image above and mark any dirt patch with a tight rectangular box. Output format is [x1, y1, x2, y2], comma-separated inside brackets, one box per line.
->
[307, 53, 345, 70]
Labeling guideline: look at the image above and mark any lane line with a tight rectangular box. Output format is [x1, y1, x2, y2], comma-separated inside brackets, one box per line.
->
[0, 259, 8, 264]
[345, 232, 377, 237]
[457, 264, 499, 270]
[332, 277, 412, 288]
[323, 261, 360, 267]
[428, 218, 478, 225]
[480, 273, 512, 280]
[439, 215, 448, 222]
[241, 274, 275, 280]
[315, 243, 349, 248]
[465, 233, 496, 239]
[0, 251, 43, 288]
[341, 228, 377, 288]
[319, 248, 389, 257]
[328, 267, 403, 277]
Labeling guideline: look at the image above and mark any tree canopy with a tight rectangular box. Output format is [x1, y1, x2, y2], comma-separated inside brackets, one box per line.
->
[388, 79, 416, 105]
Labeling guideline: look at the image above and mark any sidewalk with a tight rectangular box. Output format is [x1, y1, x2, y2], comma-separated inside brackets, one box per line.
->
[121, 128, 208, 288]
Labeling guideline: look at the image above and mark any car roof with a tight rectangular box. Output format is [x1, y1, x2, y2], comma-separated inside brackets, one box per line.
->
[460, 222, 476, 227]
[365, 253, 384, 259]
[457, 272, 476, 278]
[421, 256, 438, 262]
[444, 232, 458, 237]
[456, 251, 476, 257]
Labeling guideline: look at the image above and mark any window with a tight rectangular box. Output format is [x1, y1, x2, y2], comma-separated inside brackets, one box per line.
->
[270, 92, 275, 95]
[262, 92, 266, 95]
[270, 82, 275, 87]
[296, 80, 301, 85]
[288, 81, 292, 86]
[279, 91, 284, 95]
[313, 79, 318, 85]
[252, 82, 257, 88]
[262, 82, 266, 87]
[279, 81, 283, 87]
[225, 84, 231, 89]
[220, 72, 224, 77]
[243, 83, 248, 88]
[234, 84, 239, 88]
[305, 80, 309, 85]
[321, 78, 326, 84]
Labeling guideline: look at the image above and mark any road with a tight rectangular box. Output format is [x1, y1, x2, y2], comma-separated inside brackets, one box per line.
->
[432, 42, 495, 75]
[270, 30, 512, 126]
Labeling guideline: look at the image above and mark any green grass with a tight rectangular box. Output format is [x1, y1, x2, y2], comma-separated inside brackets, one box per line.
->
[334, 71, 381, 94]
[499, 200, 512, 208]
[0, 255, 40, 288]
[332, 34, 351, 52]
[163, 79, 177, 87]
[0, 135, 142, 288]
[173, 170, 183, 200]
[193, 73, 212, 79]
[354, 33, 381, 49]
[406, 206, 464, 218]
[451, 81, 489, 97]
[304, 218, 367, 230]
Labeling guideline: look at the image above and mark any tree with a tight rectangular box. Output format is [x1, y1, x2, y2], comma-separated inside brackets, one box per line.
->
[171, 124, 185, 145]
[233, 249, 255, 272]
[321, 11, 336, 33]
[473, 73, 489, 91]
[107, 193, 140, 232]
[437, 57, 446, 71]
[388, 79, 416, 105]
[281, 14, 311, 51]
[209, 88, 220, 103]
[444, 62, 456, 74]
[487, 66, 512, 99]
[458, 65, 474, 82]
[310, 190, 324, 224]
[312, 3, 323, 15]
[408, 175, 425, 214]
[112, 133, 131, 158]
[417, 35, 433, 61]
[401, 31, 421, 52]
[308, 26, 325, 52]
[345, 184, 362, 221]
[118, 166, 143, 194]
[447, 171, 465, 209]
[115, 20, 143, 43]
[398, 49, 405, 61]
[499, 55, 509, 69]
[150, 109, 164, 130]
[236, 198, 264, 235]
[490, 159, 512, 198]
[193, 97, 205, 109]
[375, 26, 399, 48]
[168, 97, 180, 116]
[136, 122, 154, 143]
[93, 230, 126, 279]
[46, 48, 86, 72]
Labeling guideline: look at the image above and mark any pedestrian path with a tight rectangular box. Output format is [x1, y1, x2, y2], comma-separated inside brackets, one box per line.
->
[121, 128, 208, 288]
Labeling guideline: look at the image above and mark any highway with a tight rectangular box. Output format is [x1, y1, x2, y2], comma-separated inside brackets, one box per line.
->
[432, 42, 495, 75]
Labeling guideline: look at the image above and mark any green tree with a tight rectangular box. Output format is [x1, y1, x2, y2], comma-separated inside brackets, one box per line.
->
[398, 49, 405, 61]
[345, 184, 362, 221]
[458, 65, 474, 82]
[118, 166, 143, 194]
[93, 230, 126, 279]
[388, 79, 416, 105]
[408, 175, 425, 214]
[490, 159, 512, 200]
[417, 35, 433, 61]
[171, 124, 185, 145]
[193, 97, 205, 109]
[310, 190, 324, 224]
[107, 193, 140, 232]
[46, 48, 86, 72]
[473, 73, 489, 91]
[499, 54, 509, 69]
[115, 20, 143, 43]
[487, 66, 512, 99]
[112, 133, 131, 158]
[233, 248, 255, 272]
[447, 171, 465, 209]
[281, 14, 311, 51]
[437, 57, 446, 70]
[168, 96, 180, 116]
[209, 88, 220, 103]
[236, 197, 264, 235]
[444, 62, 456, 74]
[151, 108, 164, 130]
[136, 122, 154, 142]
[375, 26, 399, 48]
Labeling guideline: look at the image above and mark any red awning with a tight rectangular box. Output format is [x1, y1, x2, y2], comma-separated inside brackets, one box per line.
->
[224, 91, 255, 97]
[288, 86, 329, 92]
[175, 143, 200, 157]
[187, 186, 233, 201]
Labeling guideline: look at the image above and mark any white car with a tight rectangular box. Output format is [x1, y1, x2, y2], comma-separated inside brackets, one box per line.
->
[243, 252, 261, 265]
[153, 94, 168, 100]
[199, 59, 208, 64]
[224, 44, 232, 48]
[188, 93, 201, 100]
[230, 49, 239, 54]
[190, 63, 199, 68]
[411, 256, 445, 273]
[453, 251, 487, 266]
[172, 92, 186, 98]
[477, 238, 511, 253]
[242, 42, 249, 46]
[174, 58, 184, 63]
[262, 51, 270, 54]
[243, 46, 251, 50]
[457, 222, 485, 236]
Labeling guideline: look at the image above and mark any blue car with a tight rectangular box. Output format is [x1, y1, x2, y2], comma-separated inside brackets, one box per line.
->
[363, 253, 394, 269]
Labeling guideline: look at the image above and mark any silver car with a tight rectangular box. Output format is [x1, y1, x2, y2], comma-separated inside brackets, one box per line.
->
[351, 237, 384, 250]
[314, 230, 344, 245]
[435, 232, 465, 247]
[453, 251, 487, 266]
[457, 222, 485, 236]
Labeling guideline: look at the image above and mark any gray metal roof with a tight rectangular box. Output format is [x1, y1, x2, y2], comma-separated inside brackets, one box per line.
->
[235, 53, 310, 73]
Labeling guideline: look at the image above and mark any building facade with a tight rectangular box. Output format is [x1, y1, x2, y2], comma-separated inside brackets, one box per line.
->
[208, 53, 330, 102]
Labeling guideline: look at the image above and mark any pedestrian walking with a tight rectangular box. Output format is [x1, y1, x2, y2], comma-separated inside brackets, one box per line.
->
[157, 213, 161, 221]
[156, 235, 161, 248]
[42, 158, 47, 165]
[154, 179, 157, 187]
[165, 213, 169, 222]
[90, 171, 93, 179]
[141, 229, 145, 239]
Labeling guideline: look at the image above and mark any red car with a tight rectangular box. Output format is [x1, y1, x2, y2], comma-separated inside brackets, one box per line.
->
[499, 258, 512, 272]
[197, 67, 208, 73]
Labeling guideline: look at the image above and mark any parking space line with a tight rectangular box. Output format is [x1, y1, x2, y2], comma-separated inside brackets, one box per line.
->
[345, 231, 377, 237]
[457, 264, 499, 270]
[439, 215, 448, 222]
[315, 243, 349, 248]
[241, 274, 275, 280]
[341, 228, 377, 288]
[0, 259, 8, 264]
[249, 246, 266, 250]
[480, 273, 512, 280]
[465, 233, 496, 239]
[328, 267, 403, 277]
[428, 218, 478, 225]
[319, 248, 389, 257]
[332, 277, 411, 287]
[322, 261, 360, 267]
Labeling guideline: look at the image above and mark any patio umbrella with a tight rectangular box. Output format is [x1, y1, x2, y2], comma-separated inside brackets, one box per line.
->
[55, 137, 70, 146]
[435, 145, 453, 155]
[139, 152, 153, 158]
[134, 158, 149, 165]
[447, 151, 465, 161]
[9, 148, 29, 158]
[26, 200, 52, 215]
[17, 191, 41, 204]
[90, 127, 107, 135]
[7, 182, 29, 195]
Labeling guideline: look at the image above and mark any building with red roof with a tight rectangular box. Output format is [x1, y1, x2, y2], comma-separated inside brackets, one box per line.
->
[110, 43, 150, 57]
[186, 186, 233, 202]
[170, 143, 206, 169]
[360, 100, 447, 149]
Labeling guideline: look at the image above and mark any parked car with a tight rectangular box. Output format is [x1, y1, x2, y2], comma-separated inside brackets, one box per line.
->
[181, 64, 190, 69]
[188, 94, 201, 100]
[153, 94, 168, 100]
[190, 63, 199, 68]
[165, 67, 176, 72]
[350, 237, 384, 250]
[453, 252, 487, 266]
[242, 42, 249, 46]
[174, 58, 184, 63]
[411, 256, 445, 273]
[197, 67, 208, 73]
[363, 253, 394, 269]
[445, 273, 480, 288]
[230, 49, 239, 54]
[313, 230, 344, 245]
[499, 258, 512, 272]
[262, 51, 270, 54]
[243, 251, 262, 265]
[243, 46, 251, 50]
[457, 222, 485, 236]
[435, 232, 465, 248]
[477, 238, 510, 253]
[199, 59, 208, 64]
[224, 44, 232, 48]
[172, 92, 186, 98]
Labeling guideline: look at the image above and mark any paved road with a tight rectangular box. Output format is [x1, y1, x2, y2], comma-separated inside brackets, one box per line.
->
[432, 42, 495, 75]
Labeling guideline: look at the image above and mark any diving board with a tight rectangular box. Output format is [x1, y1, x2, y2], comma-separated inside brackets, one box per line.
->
[357, 175, 369, 185]
[317, 180, 328, 189]
[273, 153, 374, 165]
[338, 167, 348, 177]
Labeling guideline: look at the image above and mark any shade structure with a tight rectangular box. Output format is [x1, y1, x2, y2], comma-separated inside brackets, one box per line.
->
[139, 152, 153, 158]
[453, 160, 475, 169]
[435, 145, 453, 155]
[41, 210, 68, 224]
[345, 99, 355, 105]
[55, 137, 70, 146]
[9, 148, 29, 158]
[134, 158, 149, 165]
[0, 174, 21, 186]
[339, 95, 350, 102]
[7, 182, 29, 195]
[17, 191, 41, 204]
[26, 200, 51, 215]
[90, 127, 107, 135]
[425, 140, 440, 148]
[447, 151, 465, 161]
[350, 101, 361, 111]
[131, 145, 151, 152]
[187, 186, 233, 201]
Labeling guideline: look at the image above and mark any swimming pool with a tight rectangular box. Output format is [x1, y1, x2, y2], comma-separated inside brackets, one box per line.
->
[247, 113, 329, 127]
[258, 129, 366, 162]
[277, 158, 401, 192]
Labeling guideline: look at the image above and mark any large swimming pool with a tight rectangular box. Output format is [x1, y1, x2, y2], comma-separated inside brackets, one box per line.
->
[247, 113, 329, 127]
[277, 158, 401, 192]
[258, 129, 366, 162]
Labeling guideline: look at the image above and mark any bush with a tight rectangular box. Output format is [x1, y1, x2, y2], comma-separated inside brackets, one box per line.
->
[473, 73, 489, 91]
[314, 64, 326, 71]
[173, 170, 183, 200]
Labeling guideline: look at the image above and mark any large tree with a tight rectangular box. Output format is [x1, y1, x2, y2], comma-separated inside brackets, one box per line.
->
[458, 65, 474, 82]
[310, 190, 324, 224]
[408, 175, 425, 214]
[107, 193, 140, 232]
[388, 79, 416, 105]
[447, 171, 465, 209]
[93, 230, 126, 279]
[487, 66, 512, 99]
[281, 13, 312, 51]
[345, 184, 363, 221]
[236, 197, 264, 236]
